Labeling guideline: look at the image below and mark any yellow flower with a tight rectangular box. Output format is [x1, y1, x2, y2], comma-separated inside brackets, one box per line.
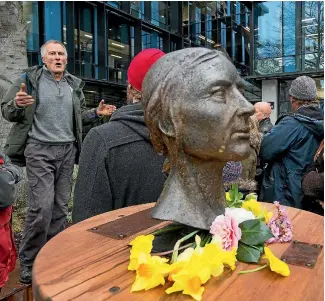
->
[129, 234, 154, 253]
[131, 253, 171, 292]
[201, 244, 224, 277]
[226, 192, 231, 202]
[166, 253, 211, 301]
[128, 235, 154, 271]
[205, 243, 237, 271]
[264, 211, 273, 224]
[245, 192, 258, 201]
[262, 247, 290, 277]
[242, 199, 273, 224]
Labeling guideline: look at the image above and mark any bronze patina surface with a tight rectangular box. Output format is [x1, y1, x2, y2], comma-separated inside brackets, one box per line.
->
[281, 240, 323, 269]
[87, 208, 164, 239]
[142, 48, 254, 230]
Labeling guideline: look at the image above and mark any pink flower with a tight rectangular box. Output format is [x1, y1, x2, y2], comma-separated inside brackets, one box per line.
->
[266, 201, 293, 244]
[210, 213, 242, 251]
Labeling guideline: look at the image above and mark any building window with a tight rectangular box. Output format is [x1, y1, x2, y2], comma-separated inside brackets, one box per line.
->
[130, 1, 144, 19]
[142, 30, 163, 50]
[254, 2, 283, 75]
[75, 2, 94, 79]
[302, 1, 321, 71]
[107, 1, 120, 9]
[23, 2, 40, 66]
[151, 1, 169, 30]
[254, 1, 324, 75]
[23, 2, 39, 51]
[183, 2, 189, 39]
[107, 12, 130, 84]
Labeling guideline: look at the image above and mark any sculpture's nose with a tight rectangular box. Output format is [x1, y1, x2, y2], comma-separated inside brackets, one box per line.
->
[237, 93, 255, 117]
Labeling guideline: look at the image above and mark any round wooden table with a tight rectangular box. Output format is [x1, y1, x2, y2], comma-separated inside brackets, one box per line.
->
[33, 203, 324, 301]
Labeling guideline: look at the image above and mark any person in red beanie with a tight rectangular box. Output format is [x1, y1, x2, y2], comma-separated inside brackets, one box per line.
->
[72, 49, 166, 223]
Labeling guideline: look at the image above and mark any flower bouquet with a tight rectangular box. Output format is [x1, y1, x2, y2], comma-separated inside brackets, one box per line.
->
[128, 184, 293, 301]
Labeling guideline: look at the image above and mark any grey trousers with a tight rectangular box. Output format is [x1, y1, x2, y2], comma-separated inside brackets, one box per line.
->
[19, 142, 76, 267]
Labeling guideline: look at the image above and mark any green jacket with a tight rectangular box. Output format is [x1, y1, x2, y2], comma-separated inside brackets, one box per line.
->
[1, 66, 100, 166]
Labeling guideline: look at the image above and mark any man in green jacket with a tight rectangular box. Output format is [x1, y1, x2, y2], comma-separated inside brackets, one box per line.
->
[1, 40, 116, 284]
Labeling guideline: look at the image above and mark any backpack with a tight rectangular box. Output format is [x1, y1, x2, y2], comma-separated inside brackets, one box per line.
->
[0, 153, 20, 209]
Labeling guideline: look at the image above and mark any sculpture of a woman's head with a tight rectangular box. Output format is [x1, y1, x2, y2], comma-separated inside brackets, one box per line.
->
[142, 48, 254, 229]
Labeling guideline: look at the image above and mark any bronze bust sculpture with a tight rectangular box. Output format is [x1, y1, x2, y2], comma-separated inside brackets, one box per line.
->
[142, 48, 254, 230]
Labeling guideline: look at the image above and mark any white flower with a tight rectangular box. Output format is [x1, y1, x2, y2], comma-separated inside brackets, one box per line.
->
[225, 207, 255, 225]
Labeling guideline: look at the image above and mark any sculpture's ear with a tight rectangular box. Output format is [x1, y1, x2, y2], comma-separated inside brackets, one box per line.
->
[158, 119, 176, 138]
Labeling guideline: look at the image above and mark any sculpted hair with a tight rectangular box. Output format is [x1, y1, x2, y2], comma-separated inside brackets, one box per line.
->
[142, 48, 226, 156]
[40, 40, 67, 57]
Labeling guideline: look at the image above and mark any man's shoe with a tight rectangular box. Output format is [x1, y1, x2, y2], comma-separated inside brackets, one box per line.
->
[19, 265, 32, 284]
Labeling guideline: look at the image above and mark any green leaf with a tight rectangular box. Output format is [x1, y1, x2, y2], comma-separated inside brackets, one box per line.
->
[236, 242, 262, 263]
[250, 244, 264, 254]
[227, 184, 244, 208]
[239, 219, 274, 245]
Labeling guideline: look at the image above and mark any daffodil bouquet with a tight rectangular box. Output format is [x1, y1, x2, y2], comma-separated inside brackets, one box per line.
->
[128, 184, 293, 301]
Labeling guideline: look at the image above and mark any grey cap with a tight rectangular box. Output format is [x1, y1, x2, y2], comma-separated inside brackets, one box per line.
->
[289, 76, 317, 101]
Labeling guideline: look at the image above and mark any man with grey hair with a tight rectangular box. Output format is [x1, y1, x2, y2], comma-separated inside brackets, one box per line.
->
[259, 76, 323, 209]
[1, 40, 116, 284]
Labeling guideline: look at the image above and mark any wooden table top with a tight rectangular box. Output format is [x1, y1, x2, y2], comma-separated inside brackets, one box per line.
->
[33, 203, 324, 301]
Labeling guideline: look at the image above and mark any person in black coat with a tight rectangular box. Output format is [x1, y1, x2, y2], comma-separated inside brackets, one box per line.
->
[72, 49, 166, 223]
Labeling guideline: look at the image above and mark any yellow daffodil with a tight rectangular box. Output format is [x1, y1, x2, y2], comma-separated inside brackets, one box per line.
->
[242, 199, 273, 224]
[205, 243, 237, 271]
[168, 247, 195, 281]
[201, 244, 224, 277]
[131, 253, 171, 292]
[128, 234, 154, 271]
[262, 247, 290, 276]
[166, 253, 211, 301]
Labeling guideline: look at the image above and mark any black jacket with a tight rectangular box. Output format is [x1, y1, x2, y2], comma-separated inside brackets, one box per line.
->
[72, 102, 166, 223]
[259, 118, 273, 135]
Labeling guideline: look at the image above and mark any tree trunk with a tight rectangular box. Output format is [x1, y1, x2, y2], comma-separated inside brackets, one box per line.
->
[0, 1, 28, 206]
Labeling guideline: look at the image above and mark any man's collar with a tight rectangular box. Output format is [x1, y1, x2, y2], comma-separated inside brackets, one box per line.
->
[43, 65, 66, 80]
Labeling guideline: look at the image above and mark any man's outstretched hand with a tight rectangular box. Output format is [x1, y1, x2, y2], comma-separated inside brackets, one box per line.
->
[96, 100, 116, 116]
[15, 83, 34, 107]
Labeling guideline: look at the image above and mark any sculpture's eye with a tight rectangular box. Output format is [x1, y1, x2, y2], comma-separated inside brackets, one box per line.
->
[211, 87, 225, 97]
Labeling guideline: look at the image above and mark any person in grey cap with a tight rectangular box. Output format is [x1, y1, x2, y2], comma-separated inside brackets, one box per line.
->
[259, 76, 323, 209]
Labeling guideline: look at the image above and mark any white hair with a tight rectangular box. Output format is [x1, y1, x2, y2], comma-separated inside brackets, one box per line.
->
[40, 40, 68, 57]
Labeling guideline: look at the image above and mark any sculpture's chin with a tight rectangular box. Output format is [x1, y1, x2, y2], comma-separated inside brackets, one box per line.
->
[226, 143, 251, 161]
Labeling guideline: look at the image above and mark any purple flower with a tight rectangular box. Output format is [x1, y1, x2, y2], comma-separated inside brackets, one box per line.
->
[266, 201, 293, 244]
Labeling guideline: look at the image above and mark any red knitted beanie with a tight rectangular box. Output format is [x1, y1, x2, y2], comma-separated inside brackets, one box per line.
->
[127, 48, 165, 92]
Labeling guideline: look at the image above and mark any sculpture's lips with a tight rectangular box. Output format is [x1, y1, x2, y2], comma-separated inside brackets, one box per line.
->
[232, 128, 250, 139]
[233, 132, 250, 139]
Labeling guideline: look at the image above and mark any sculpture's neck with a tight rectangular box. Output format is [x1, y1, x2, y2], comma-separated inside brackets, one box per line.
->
[151, 154, 227, 230]
[179, 156, 224, 202]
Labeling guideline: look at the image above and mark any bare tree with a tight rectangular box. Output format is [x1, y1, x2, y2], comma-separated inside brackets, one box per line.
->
[0, 1, 28, 148]
[0, 1, 28, 205]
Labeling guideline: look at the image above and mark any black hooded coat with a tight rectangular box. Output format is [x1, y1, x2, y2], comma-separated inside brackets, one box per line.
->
[72, 103, 166, 223]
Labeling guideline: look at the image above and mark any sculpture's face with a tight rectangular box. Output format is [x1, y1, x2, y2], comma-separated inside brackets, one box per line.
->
[178, 54, 254, 161]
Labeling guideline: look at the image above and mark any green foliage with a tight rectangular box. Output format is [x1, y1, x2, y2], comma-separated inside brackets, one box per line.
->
[236, 220, 274, 263]
[239, 219, 274, 246]
[237, 242, 262, 263]
[226, 184, 244, 208]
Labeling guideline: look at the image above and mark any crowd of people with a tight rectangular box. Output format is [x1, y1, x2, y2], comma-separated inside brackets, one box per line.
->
[0, 40, 323, 289]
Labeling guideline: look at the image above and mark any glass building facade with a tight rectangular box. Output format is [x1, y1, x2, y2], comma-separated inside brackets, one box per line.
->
[23, 1, 324, 122]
